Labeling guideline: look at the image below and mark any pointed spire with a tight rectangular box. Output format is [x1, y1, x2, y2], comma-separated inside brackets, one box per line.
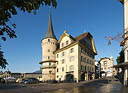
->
[44, 10, 57, 40]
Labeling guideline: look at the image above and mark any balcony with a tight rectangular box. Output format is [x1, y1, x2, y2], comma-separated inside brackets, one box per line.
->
[41, 64, 56, 69]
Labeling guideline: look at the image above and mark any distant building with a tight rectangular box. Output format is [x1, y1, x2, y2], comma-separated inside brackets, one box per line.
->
[23, 73, 42, 79]
[40, 12, 97, 82]
[0, 70, 42, 80]
[95, 61, 100, 79]
[99, 56, 114, 77]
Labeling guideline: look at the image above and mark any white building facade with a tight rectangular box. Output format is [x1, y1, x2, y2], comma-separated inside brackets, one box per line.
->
[40, 13, 97, 82]
[100, 57, 114, 77]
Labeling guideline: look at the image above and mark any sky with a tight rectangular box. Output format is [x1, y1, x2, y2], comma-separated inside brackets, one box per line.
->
[1, 0, 124, 73]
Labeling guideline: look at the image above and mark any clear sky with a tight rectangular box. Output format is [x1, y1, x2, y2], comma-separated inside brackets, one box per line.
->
[1, 0, 124, 73]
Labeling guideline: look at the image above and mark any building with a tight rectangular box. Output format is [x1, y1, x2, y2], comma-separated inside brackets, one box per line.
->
[23, 73, 42, 79]
[40, 13, 97, 82]
[114, 0, 128, 86]
[95, 60, 100, 79]
[99, 57, 114, 77]
[0, 70, 42, 80]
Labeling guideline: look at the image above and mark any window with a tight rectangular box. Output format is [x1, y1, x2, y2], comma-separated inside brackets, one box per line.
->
[85, 66, 86, 70]
[62, 52, 65, 56]
[57, 54, 59, 58]
[127, 50, 128, 61]
[48, 39, 50, 42]
[88, 66, 89, 71]
[49, 62, 51, 66]
[87, 59, 89, 63]
[49, 71, 52, 74]
[62, 43, 64, 47]
[101, 68, 103, 70]
[62, 59, 65, 64]
[62, 67, 64, 72]
[81, 65, 82, 70]
[81, 48, 83, 52]
[69, 56, 75, 62]
[66, 40, 69, 45]
[57, 75, 59, 78]
[80, 56, 83, 61]
[70, 48, 74, 53]
[48, 49, 50, 52]
[48, 56, 50, 59]
[57, 68, 59, 72]
[69, 65, 74, 71]
[90, 60, 91, 64]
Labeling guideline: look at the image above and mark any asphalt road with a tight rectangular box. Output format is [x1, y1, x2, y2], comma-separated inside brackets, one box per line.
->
[0, 78, 128, 93]
[46, 79, 125, 93]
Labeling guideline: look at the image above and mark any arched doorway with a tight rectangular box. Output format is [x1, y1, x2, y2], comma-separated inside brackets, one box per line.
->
[81, 72, 86, 81]
[100, 71, 106, 78]
[65, 74, 74, 82]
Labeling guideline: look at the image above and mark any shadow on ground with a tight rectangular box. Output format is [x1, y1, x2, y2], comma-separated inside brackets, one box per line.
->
[0, 83, 26, 90]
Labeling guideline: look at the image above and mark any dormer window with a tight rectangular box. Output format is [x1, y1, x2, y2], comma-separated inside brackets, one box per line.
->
[62, 43, 64, 48]
[66, 40, 69, 45]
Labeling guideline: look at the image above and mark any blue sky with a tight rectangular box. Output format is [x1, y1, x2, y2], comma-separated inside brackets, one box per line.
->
[1, 0, 124, 73]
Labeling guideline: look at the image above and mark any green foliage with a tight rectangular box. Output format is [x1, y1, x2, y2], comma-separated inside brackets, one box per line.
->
[0, 0, 57, 41]
[0, 0, 57, 68]
[0, 46, 8, 69]
[116, 50, 124, 64]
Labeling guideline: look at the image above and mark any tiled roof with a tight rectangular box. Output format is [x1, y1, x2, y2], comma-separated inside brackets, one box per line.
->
[44, 13, 57, 40]
[75, 32, 90, 41]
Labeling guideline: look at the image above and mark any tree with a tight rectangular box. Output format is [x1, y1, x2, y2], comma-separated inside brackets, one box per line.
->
[0, 0, 57, 68]
[0, 46, 8, 69]
[116, 50, 124, 64]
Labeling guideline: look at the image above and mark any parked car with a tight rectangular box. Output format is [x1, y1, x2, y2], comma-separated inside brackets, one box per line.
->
[0, 78, 5, 83]
[4, 77, 16, 83]
[23, 78, 39, 84]
[16, 78, 24, 83]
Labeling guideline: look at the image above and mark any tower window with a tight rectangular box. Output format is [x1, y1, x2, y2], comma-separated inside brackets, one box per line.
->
[48, 56, 50, 59]
[48, 49, 50, 52]
[49, 71, 52, 74]
[57, 68, 59, 72]
[48, 39, 50, 42]
[49, 62, 51, 65]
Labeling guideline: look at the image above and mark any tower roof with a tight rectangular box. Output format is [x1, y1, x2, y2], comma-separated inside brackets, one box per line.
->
[44, 13, 57, 40]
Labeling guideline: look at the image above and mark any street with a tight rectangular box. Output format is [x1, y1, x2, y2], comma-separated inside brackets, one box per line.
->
[0, 78, 128, 93]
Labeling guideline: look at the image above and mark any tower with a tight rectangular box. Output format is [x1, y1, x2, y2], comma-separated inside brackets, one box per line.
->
[40, 12, 57, 81]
